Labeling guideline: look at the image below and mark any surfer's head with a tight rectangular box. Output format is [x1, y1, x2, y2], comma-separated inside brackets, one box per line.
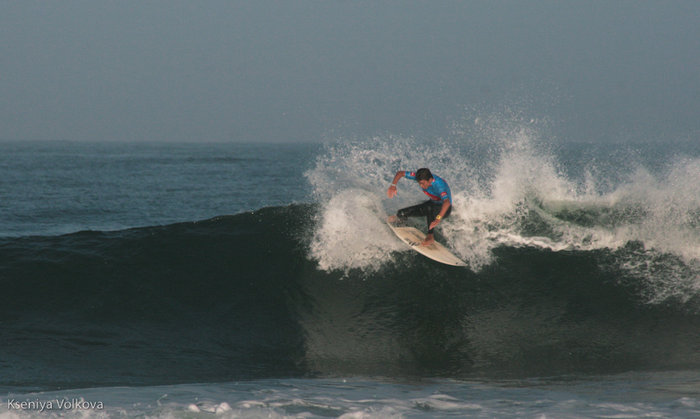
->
[416, 168, 433, 189]
[415, 168, 433, 181]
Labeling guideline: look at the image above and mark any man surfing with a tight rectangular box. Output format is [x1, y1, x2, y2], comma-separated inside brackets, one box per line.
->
[386, 168, 452, 246]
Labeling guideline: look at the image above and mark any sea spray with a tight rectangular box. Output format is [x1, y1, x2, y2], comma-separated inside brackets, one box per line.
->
[309, 189, 402, 272]
[304, 117, 700, 307]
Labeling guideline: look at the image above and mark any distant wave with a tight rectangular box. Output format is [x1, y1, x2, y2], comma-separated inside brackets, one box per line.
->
[2, 204, 700, 390]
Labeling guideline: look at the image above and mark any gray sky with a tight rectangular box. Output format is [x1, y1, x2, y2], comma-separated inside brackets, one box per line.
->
[1, 1, 699, 143]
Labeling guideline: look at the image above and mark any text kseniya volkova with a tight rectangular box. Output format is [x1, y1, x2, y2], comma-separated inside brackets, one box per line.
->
[7, 398, 104, 412]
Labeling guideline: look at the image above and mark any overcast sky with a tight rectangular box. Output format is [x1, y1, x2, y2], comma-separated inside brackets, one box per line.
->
[1, 1, 699, 143]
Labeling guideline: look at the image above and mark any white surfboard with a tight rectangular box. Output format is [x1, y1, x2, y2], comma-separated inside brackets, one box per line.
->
[387, 222, 467, 267]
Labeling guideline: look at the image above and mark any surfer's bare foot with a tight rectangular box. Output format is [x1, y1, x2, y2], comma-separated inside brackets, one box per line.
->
[421, 234, 435, 246]
[387, 215, 398, 223]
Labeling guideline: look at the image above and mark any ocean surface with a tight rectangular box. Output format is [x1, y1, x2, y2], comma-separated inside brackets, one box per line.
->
[2, 130, 700, 418]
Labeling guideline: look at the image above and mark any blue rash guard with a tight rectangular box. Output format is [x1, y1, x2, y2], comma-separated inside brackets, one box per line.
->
[404, 171, 452, 204]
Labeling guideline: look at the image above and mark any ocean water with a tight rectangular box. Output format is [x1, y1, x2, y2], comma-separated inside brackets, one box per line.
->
[2, 124, 700, 418]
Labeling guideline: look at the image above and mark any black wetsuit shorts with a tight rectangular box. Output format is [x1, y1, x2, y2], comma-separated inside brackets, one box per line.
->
[396, 200, 452, 234]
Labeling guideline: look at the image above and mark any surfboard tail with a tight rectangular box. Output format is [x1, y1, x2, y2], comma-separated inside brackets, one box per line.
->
[387, 222, 467, 267]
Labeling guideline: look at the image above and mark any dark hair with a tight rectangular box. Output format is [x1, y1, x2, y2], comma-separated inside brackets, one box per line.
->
[415, 168, 433, 181]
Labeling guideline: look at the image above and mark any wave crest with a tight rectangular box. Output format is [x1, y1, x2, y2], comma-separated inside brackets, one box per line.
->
[305, 116, 700, 305]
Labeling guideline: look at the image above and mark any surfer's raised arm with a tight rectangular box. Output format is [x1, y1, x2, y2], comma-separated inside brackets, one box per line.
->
[387, 171, 406, 198]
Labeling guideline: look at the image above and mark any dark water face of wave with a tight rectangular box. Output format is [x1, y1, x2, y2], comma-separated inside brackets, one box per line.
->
[2, 205, 700, 391]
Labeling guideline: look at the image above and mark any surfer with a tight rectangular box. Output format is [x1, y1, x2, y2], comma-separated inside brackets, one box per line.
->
[386, 168, 452, 246]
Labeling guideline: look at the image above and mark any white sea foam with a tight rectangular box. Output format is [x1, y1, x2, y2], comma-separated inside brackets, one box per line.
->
[304, 114, 700, 305]
[1, 376, 698, 419]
